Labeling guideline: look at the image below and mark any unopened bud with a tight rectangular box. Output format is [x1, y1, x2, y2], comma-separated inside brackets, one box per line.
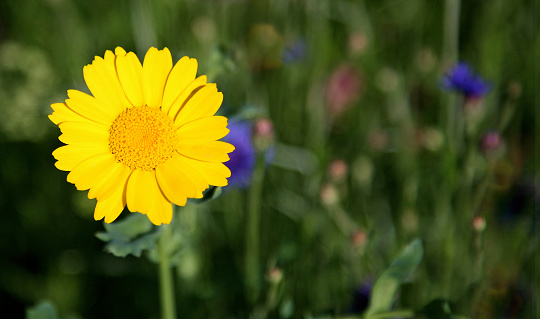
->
[481, 131, 501, 152]
[266, 267, 283, 285]
[325, 64, 362, 117]
[352, 156, 374, 191]
[421, 127, 444, 151]
[351, 230, 368, 248]
[253, 117, 274, 152]
[348, 32, 368, 55]
[473, 216, 486, 233]
[320, 183, 339, 205]
[329, 159, 348, 183]
[480, 130, 505, 160]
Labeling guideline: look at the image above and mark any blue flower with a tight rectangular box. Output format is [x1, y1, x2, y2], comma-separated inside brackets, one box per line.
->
[441, 62, 492, 98]
[282, 39, 307, 64]
[223, 120, 256, 188]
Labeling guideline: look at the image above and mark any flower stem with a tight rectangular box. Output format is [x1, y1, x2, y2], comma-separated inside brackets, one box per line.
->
[443, 0, 461, 65]
[245, 153, 265, 304]
[442, 0, 462, 155]
[159, 224, 177, 319]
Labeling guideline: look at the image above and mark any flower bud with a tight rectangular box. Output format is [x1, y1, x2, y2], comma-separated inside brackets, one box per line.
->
[420, 127, 444, 151]
[480, 130, 505, 160]
[473, 216, 486, 233]
[328, 159, 348, 183]
[348, 32, 368, 55]
[325, 64, 362, 118]
[351, 230, 368, 248]
[266, 267, 283, 285]
[252, 117, 274, 152]
[481, 131, 501, 152]
[320, 183, 339, 205]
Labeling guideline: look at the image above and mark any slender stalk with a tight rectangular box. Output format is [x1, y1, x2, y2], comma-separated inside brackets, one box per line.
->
[440, 0, 462, 299]
[442, 0, 462, 155]
[245, 153, 265, 304]
[367, 310, 415, 319]
[159, 224, 177, 319]
[443, 0, 461, 65]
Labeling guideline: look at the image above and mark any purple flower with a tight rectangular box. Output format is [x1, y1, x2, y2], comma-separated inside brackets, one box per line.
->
[223, 120, 256, 188]
[480, 130, 502, 153]
[441, 62, 492, 98]
[282, 39, 307, 63]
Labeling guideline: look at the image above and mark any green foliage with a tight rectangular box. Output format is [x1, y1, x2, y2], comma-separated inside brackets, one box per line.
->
[419, 299, 467, 319]
[26, 301, 58, 319]
[365, 239, 423, 318]
[95, 213, 160, 258]
[188, 186, 223, 204]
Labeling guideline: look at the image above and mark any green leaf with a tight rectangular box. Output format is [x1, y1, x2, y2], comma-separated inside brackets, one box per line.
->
[26, 301, 58, 319]
[96, 213, 160, 257]
[366, 239, 424, 318]
[188, 186, 223, 204]
[419, 299, 469, 319]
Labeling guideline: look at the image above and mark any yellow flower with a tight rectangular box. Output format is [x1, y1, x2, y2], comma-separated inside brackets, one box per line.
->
[50, 47, 235, 225]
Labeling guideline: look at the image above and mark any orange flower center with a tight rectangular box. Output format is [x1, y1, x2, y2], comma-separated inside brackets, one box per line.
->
[109, 106, 178, 171]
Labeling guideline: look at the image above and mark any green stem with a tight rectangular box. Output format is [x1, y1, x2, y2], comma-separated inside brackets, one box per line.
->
[159, 224, 177, 319]
[442, 0, 462, 155]
[245, 153, 265, 304]
[439, 0, 461, 299]
[367, 309, 415, 319]
[443, 0, 461, 65]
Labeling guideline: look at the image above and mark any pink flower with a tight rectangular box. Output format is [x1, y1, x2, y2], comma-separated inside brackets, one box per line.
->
[325, 64, 362, 119]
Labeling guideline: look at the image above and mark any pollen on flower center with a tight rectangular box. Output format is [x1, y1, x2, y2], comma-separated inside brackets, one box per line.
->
[109, 106, 178, 171]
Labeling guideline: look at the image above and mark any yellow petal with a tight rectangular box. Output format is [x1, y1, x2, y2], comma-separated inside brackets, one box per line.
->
[52, 144, 110, 171]
[95, 179, 128, 223]
[116, 51, 144, 107]
[88, 162, 131, 201]
[156, 157, 197, 204]
[67, 153, 117, 191]
[169, 154, 210, 198]
[167, 75, 207, 119]
[174, 84, 223, 128]
[162, 56, 198, 114]
[49, 102, 96, 125]
[115, 47, 127, 56]
[126, 170, 155, 215]
[142, 47, 173, 107]
[146, 186, 173, 225]
[177, 155, 231, 187]
[83, 51, 131, 112]
[176, 141, 235, 163]
[176, 116, 230, 144]
[58, 121, 109, 147]
[66, 90, 118, 125]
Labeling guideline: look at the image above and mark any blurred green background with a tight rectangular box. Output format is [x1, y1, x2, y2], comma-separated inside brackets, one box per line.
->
[0, 0, 537, 318]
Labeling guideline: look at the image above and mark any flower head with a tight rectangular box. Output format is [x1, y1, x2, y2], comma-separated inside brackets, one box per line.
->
[325, 64, 362, 118]
[480, 130, 502, 154]
[282, 39, 307, 64]
[441, 62, 492, 98]
[223, 120, 256, 188]
[50, 47, 235, 225]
